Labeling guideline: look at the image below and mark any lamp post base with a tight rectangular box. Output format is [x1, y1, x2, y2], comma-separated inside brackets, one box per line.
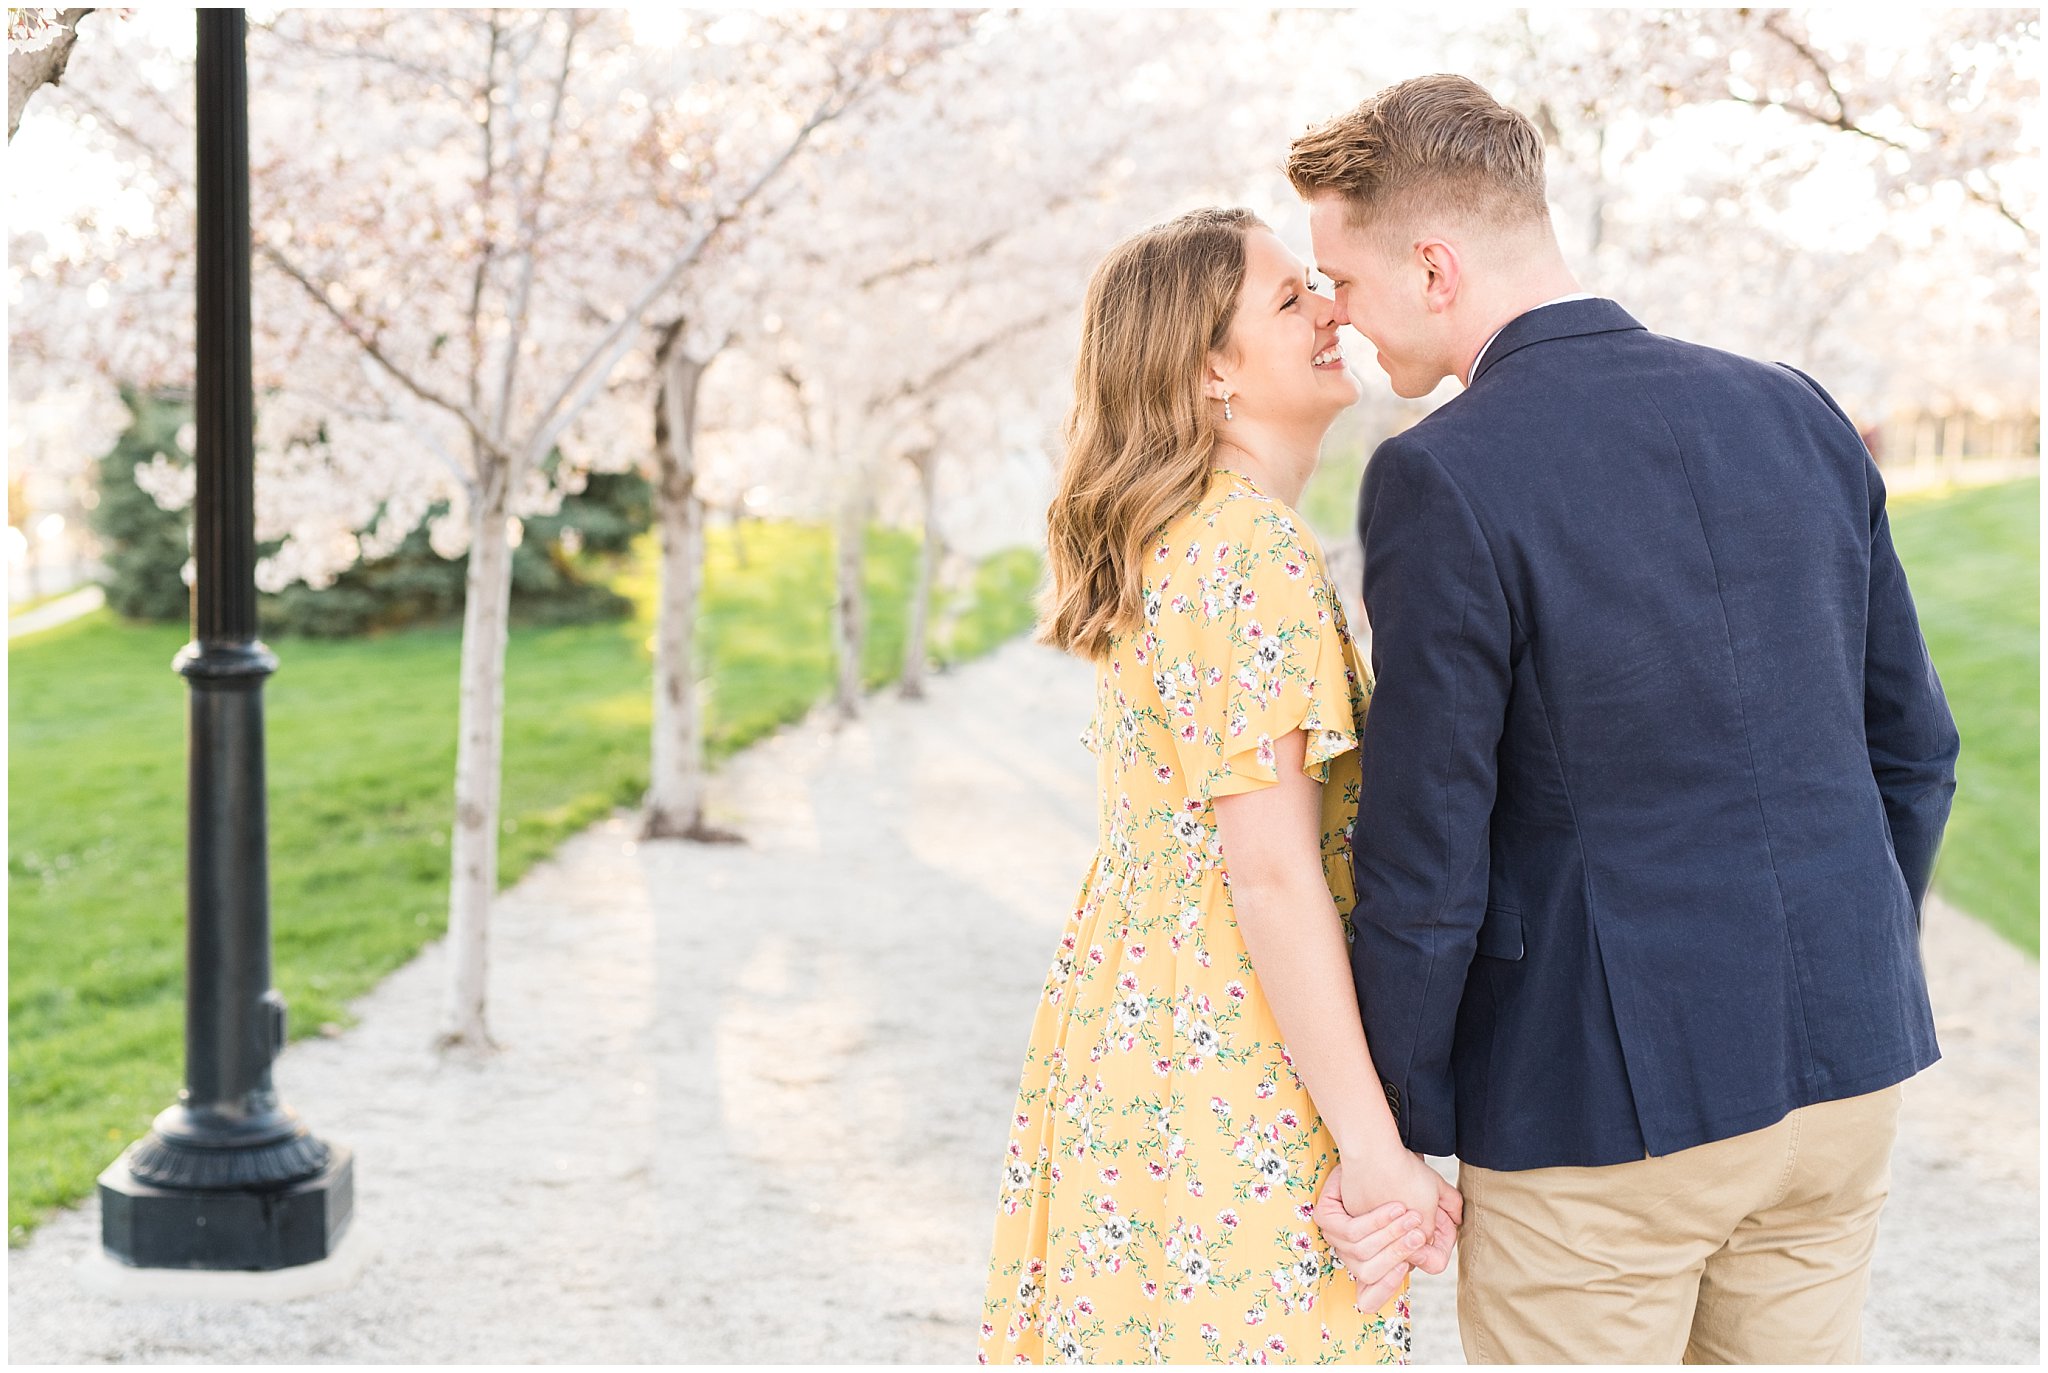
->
[98, 1141, 353, 1271]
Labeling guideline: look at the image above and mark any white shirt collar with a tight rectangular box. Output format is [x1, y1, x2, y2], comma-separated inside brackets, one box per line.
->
[1469, 293, 1598, 381]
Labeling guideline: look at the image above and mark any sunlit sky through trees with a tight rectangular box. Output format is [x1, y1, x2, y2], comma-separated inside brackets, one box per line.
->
[7, 7, 2037, 570]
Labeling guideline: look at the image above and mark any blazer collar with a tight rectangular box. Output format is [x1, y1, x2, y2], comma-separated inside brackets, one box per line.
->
[1468, 297, 1646, 386]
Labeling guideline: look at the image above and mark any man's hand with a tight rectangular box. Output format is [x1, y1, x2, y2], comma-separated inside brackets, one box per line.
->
[1314, 1165, 1430, 1312]
[1342, 1144, 1451, 1253]
[1413, 1171, 1464, 1274]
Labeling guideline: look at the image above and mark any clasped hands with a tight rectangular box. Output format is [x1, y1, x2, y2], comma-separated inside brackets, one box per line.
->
[1312, 1149, 1464, 1314]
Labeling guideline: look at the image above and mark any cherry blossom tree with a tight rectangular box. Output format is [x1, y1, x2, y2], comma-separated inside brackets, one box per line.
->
[746, 6, 1303, 719]
[548, 10, 978, 841]
[12, 5, 2031, 1052]
[7, 6, 107, 140]
[23, 6, 977, 1048]
[1465, 7, 2039, 420]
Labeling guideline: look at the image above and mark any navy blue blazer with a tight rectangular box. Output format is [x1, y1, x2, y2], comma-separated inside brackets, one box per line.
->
[1349, 299, 1958, 1170]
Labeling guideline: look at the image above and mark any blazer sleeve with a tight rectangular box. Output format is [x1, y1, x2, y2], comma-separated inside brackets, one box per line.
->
[1780, 364, 1961, 918]
[1349, 432, 1513, 1155]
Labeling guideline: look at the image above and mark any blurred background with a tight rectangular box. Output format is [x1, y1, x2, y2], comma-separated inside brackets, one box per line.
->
[5, 7, 2037, 1359]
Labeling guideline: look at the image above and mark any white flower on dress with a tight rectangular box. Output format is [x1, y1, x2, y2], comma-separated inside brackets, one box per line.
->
[1252, 1147, 1288, 1186]
[1115, 992, 1148, 1027]
[1188, 1021, 1219, 1054]
[1386, 1305, 1413, 1352]
[1100, 1215, 1132, 1248]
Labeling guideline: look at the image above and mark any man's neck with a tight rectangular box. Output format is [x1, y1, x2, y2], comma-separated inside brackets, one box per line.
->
[1454, 272, 1586, 386]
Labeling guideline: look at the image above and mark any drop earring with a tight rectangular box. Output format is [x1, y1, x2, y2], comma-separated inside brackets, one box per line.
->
[1222, 392, 1234, 422]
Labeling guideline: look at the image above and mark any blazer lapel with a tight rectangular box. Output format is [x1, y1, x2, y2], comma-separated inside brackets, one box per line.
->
[1470, 298, 1648, 385]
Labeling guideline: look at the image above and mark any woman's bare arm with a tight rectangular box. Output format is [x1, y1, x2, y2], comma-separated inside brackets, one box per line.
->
[1213, 726, 1458, 1270]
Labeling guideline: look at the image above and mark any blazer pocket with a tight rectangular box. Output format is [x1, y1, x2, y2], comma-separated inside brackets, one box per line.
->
[1476, 904, 1525, 961]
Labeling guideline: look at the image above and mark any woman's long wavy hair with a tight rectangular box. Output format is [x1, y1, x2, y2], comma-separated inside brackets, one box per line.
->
[1039, 207, 1263, 660]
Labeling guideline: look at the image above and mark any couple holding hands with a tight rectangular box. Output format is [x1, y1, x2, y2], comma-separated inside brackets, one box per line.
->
[979, 74, 1957, 1365]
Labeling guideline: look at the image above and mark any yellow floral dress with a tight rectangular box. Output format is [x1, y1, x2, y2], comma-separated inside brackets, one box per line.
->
[979, 467, 1409, 1365]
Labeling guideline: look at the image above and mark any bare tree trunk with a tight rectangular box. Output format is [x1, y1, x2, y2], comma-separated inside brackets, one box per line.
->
[729, 503, 750, 569]
[8, 8, 92, 142]
[643, 325, 739, 843]
[932, 548, 969, 663]
[900, 446, 938, 699]
[437, 464, 514, 1051]
[831, 483, 868, 721]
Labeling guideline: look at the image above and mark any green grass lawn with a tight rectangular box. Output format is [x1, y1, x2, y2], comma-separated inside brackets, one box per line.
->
[1888, 477, 2039, 954]
[7, 520, 1041, 1244]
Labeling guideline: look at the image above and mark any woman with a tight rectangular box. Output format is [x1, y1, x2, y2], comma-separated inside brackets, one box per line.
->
[978, 207, 1459, 1365]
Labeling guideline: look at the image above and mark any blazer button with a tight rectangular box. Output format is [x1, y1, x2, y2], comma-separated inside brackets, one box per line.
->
[1382, 1081, 1401, 1119]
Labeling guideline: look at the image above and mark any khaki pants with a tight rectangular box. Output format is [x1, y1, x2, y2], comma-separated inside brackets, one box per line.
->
[1457, 1085, 1905, 1364]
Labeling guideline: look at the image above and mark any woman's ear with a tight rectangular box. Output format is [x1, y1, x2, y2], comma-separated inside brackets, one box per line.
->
[1203, 352, 1234, 402]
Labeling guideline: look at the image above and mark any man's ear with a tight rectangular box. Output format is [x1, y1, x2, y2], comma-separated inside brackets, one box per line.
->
[1416, 238, 1460, 314]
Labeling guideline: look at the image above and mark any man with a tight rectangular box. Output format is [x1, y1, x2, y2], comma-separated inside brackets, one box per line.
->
[1287, 75, 1960, 1363]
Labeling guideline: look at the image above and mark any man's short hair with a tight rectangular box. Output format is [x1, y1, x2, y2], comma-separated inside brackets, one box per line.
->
[1286, 73, 1551, 251]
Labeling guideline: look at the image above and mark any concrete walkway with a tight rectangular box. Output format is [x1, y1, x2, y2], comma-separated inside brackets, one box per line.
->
[8, 584, 104, 639]
[6, 638, 2038, 1362]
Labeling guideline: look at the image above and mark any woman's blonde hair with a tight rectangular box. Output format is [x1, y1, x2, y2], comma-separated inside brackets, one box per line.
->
[1039, 206, 1263, 659]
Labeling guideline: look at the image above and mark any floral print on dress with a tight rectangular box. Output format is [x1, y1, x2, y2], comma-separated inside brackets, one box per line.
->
[979, 467, 1402, 1365]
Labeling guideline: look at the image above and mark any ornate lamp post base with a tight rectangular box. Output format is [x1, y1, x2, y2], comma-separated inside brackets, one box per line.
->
[98, 1136, 354, 1271]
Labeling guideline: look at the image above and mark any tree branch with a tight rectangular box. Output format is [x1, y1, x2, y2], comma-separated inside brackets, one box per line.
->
[866, 307, 1061, 418]
[492, 8, 581, 445]
[1734, 14, 2036, 239]
[255, 240, 502, 459]
[8, 7, 92, 141]
[521, 62, 879, 466]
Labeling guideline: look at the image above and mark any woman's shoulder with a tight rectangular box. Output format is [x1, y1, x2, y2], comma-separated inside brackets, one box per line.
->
[1156, 468, 1320, 567]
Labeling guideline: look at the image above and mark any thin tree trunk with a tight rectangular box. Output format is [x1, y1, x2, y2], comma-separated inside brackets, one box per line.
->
[730, 504, 750, 569]
[831, 483, 867, 720]
[933, 547, 970, 665]
[643, 326, 738, 843]
[437, 463, 514, 1051]
[900, 447, 938, 699]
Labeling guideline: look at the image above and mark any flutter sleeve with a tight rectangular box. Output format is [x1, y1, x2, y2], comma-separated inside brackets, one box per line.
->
[1149, 496, 1364, 802]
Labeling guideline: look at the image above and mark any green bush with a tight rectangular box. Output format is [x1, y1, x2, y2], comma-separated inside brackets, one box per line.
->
[86, 392, 650, 636]
[87, 388, 193, 623]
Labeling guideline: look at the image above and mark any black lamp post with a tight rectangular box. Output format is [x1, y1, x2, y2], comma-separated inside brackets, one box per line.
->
[96, 7, 354, 1271]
